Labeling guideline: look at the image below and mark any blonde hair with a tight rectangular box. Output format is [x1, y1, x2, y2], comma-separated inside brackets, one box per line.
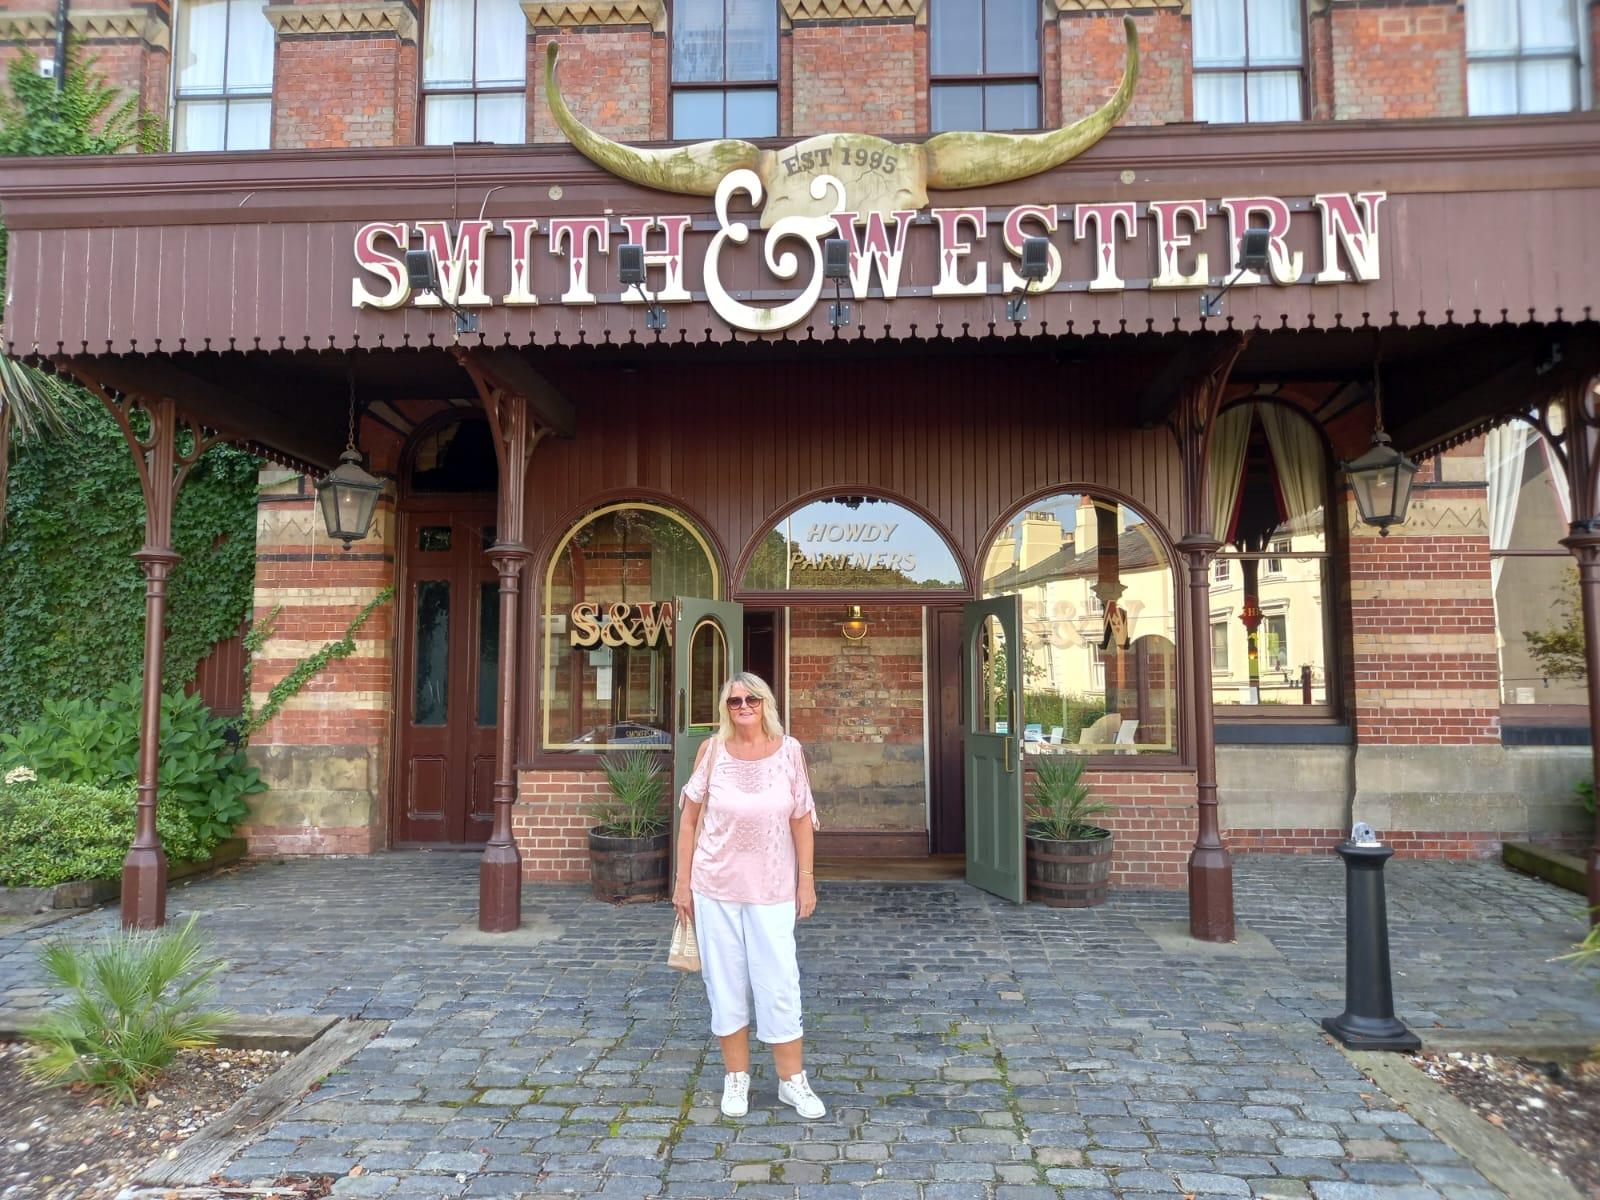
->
[716, 672, 785, 743]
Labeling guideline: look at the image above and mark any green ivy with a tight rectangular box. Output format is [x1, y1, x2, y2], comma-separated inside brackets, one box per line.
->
[0, 405, 259, 732]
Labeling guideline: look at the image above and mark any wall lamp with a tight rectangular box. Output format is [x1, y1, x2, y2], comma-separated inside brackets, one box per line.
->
[1007, 236, 1051, 322]
[1200, 226, 1272, 318]
[842, 605, 868, 642]
[618, 242, 668, 331]
[823, 237, 851, 329]
[405, 246, 479, 335]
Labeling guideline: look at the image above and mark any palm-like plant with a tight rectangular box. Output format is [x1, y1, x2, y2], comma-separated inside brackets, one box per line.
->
[1027, 754, 1113, 841]
[23, 913, 230, 1105]
[593, 750, 669, 839]
[0, 358, 81, 539]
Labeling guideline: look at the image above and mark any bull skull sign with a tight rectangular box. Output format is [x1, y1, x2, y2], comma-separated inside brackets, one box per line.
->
[545, 17, 1140, 229]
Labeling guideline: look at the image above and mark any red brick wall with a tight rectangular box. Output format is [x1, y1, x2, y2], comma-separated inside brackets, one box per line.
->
[1082, 770, 1193, 889]
[531, 28, 657, 143]
[1057, 9, 1188, 127]
[1331, 2, 1464, 120]
[791, 20, 919, 136]
[274, 35, 415, 149]
[517, 768, 606, 880]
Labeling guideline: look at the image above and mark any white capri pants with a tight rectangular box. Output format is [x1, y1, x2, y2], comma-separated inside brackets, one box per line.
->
[692, 894, 804, 1044]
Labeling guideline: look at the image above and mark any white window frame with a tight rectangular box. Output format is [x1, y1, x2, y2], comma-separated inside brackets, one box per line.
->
[1211, 619, 1231, 675]
[1191, 0, 1308, 124]
[1467, 0, 1590, 115]
[170, 0, 275, 152]
[421, 0, 529, 146]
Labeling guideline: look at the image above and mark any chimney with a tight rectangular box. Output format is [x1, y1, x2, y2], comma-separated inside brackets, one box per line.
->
[1018, 510, 1065, 571]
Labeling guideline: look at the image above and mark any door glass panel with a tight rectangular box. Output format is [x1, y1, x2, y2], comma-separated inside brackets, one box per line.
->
[689, 618, 727, 728]
[741, 495, 965, 591]
[419, 525, 452, 552]
[414, 581, 450, 726]
[974, 613, 1008, 733]
[477, 580, 499, 726]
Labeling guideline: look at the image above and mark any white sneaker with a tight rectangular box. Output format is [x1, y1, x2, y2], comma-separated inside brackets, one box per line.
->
[778, 1070, 826, 1120]
[720, 1071, 750, 1117]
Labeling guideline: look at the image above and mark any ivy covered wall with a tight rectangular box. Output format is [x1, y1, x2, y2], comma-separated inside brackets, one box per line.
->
[0, 406, 259, 732]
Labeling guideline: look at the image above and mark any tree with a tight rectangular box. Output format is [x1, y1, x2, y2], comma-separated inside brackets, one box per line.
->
[1524, 567, 1587, 682]
[0, 42, 164, 541]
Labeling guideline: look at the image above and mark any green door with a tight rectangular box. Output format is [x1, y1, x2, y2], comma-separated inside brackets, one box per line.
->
[673, 598, 745, 854]
[964, 595, 1025, 903]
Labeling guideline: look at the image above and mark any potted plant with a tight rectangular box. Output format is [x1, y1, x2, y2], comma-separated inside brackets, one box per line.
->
[588, 751, 671, 904]
[1025, 755, 1115, 907]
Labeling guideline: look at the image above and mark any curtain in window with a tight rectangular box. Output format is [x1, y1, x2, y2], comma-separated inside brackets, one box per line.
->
[1193, 0, 1246, 67]
[1485, 421, 1533, 592]
[1258, 404, 1325, 537]
[1209, 404, 1254, 543]
[1247, 0, 1302, 64]
[476, 0, 527, 87]
[424, 0, 474, 86]
[225, 0, 275, 91]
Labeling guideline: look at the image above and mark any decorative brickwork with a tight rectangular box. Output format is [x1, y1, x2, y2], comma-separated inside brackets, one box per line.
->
[782, 0, 925, 22]
[521, 0, 663, 28]
[0, 4, 171, 118]
[264, 1, 416, 40]
[1330, 1, 1464, 120]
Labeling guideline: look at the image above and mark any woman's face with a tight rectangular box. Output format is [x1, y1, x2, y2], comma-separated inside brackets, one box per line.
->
[725, 684, 764, 733]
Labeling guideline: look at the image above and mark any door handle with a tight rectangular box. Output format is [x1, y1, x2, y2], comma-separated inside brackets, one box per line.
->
[1003, 736, 1014, 772]
[677, 688, 686, 734]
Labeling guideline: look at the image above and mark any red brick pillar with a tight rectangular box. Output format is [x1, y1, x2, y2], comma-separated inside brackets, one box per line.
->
[1052, 2, 1186, 127]
[787, 0, 921, 136]
[265, 0, 419, 148]
[1329, 0, 1465, 119]
[528, 2, 663, 143]
[0, 0, 171, 121]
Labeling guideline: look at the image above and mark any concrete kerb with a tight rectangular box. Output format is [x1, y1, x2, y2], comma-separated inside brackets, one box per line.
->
[1340, 1035, 1589, 1200]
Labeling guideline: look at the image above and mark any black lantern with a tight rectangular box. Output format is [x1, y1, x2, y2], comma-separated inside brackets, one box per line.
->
[316, 376, 384, 548]
[1343, 362, 1418, 536]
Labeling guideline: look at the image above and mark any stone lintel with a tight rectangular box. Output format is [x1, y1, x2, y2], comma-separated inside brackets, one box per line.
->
[264, 1, 418, 41]
[1045, 0, 1191, 16]
[0, 7, 170, 50]
[520, 0, 665, 30]
[782, 0, 927, 25]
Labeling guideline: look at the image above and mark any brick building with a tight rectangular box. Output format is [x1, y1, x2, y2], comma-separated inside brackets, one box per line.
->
[2, 0, 1598, 934]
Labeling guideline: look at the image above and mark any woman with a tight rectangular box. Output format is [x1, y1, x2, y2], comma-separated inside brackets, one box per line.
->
[674, 671, 824, 1121]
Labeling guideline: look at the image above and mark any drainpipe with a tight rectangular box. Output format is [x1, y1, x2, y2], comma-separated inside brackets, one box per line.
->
[53, 0, 69, 93]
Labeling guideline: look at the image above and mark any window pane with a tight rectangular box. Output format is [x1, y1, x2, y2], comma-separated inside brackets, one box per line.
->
[1246, 71, 1302, 120]
[673, 0, 724, 82]
[726, 0, 778, 80]
[1496, 556, 1588, 704]
[476, 0, 527, 86]
[477, 92, 525, 143]
[984, 82, 1038, 130]
[931, 84, 984, 132]
[424, 93, 476, 144]
[1193, 0, 1246, 67]
[414, 581, 450, 726]
[688, 619, 727, 727]
[1468, 60, 1520, 114]
[542, 505, 717, 749]
[1211, 622, 1230, 673]
[726, 88, 778, 137]
[1246, 0, 1301, 64]
[931, 0, 984, 76]
[1468, 0, 1519, 52]
[1211, 557, 1329, 708]
[975, 614, 1008, 734]
[478, 581, 499, 726]
[420, 526, 453, 552]
[1519, 57, 1577, 112]
[1194, 72, 1247, 122]
[1522, 0, 1578, 50]
[983, 496, 1178, 754]
[424, 0, 476, 86]
[984, 0, 1037, 74]
[673, 89, 724, 138]
[224, 98, 272, 149]
[175, 0, 229, 93]
[226, 0, 276, 90]
[175, 99, 227, 151]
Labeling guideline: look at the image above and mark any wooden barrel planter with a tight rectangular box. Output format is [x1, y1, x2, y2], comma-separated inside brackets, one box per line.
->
[588, 830, 671, 904]
[1025, 829, 1114, 908]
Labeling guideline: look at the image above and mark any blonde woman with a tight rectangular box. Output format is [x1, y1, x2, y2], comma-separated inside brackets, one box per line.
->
[673, 671, 824, 1120]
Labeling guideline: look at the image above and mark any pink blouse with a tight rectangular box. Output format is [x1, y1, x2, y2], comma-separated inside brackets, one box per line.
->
[681, 735, 819, 905]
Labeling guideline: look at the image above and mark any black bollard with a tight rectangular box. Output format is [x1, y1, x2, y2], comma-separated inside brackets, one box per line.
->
[1320, 840, 1420, 1052]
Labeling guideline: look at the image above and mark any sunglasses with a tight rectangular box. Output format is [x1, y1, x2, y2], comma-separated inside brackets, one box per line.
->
[726, 695, 763, 711]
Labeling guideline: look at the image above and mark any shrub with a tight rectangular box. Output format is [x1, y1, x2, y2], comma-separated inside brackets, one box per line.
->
[0, 779, 211, 888]
[23, 914, 228, 1105]
[591, 751, 669, 839]
[1578, 778, 1595, 817]
[1026, 755, 1113, 841]
[0, 681, 262, 843]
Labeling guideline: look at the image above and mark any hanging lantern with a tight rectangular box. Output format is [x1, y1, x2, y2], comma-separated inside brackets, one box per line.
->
[316, 375, 384, 548]
[1344, 351, 1418, 537]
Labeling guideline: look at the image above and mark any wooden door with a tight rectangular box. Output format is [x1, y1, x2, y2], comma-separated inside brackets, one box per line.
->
[963, 595, 1025, 903]
[672, 598, 745, 861]
[395, 513, 499, 845]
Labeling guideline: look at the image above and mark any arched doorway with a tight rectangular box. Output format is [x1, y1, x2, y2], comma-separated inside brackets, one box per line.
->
[393, 414, 500, 846]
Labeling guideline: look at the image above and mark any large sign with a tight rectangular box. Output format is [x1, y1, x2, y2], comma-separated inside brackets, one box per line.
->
[569, 601, 673, 649]
[352, 187, 1385, 336]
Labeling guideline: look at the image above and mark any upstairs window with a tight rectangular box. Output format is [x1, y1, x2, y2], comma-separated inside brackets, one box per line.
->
[423, 0, 527, 144]
[671, 0, 779, 139]
[930, 0, 1040, 131]
[172, 0, 275, 150]
[1468, 0, 1584, 114]
[1192, 0, 1305, 123]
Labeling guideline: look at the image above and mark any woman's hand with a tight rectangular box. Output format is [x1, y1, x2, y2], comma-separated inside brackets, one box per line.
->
[673, 878, 694, 926]
[796, 876, 817, 920]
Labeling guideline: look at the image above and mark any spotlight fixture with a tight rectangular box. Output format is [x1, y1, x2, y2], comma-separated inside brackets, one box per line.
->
[404, 245, 479, 335]
[1200, 226, 1273, 318]
[1007, 235, 1051, 322]
[618, 242, 668, 331]
[823, 237, 851, 329]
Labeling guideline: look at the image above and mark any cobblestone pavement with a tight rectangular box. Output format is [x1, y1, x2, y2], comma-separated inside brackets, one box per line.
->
[2, 853, 1597, 1199]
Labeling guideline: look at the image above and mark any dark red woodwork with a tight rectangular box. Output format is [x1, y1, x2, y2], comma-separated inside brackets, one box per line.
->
[929, 607, 967, 856]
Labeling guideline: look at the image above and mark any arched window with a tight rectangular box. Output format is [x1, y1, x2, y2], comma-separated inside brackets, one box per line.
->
[1208, 400, 1332, 714]
[541, 503, 719, 751]
[982, 494, 1177, 754]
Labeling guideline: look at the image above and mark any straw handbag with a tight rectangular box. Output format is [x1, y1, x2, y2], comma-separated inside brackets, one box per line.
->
[667, 738, 718, 973]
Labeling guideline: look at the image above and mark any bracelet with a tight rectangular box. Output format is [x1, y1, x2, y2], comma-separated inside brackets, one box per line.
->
[799, 869, 814, 877]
